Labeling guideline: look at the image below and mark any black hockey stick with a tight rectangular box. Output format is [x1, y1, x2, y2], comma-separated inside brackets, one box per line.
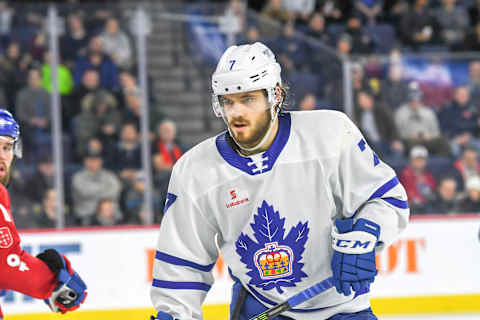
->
[231, 285, 248, 320]
[249, 276, 334, 320]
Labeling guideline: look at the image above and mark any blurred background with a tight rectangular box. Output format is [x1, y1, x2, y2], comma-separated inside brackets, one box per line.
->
[0, 0, 479, 319]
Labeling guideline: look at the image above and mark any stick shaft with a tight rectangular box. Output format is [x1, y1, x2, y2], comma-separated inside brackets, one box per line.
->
[249, 276, 334, 320]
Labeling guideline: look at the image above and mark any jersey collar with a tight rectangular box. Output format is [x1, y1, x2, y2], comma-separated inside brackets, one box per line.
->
[215, 112, 291, 175]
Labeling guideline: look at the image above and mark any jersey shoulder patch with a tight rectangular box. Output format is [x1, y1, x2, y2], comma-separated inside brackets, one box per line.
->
[0, 226, 13, 248]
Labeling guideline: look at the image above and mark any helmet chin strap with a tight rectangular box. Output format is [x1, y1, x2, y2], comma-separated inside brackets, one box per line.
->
[228, 103, 280, 155]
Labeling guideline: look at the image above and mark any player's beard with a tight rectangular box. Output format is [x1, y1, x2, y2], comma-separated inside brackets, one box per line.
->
[0, 162, 11, 187]
[229, 109, 272, 150]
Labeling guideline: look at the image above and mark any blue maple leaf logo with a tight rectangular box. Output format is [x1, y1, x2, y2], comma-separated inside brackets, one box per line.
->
[235, 200, 309, 294]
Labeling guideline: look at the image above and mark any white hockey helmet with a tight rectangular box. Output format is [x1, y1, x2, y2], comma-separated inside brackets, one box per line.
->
[211, 42, 282, 117]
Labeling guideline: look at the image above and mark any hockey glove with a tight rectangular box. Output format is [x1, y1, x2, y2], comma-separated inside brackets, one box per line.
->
[331, 218, 380, 296]
[150, 311, 177, 320]
[37, 249, 87, 313]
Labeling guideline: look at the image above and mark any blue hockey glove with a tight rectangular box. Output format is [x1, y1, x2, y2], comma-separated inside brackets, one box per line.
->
[330, 218, 380, 296]
[150, 311, 177, 320]
[37, 249, 87, 313]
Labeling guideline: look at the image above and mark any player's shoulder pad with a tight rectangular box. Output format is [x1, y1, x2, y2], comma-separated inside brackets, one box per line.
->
[169, 135, 221, 188]
[289, 110, 350, 131]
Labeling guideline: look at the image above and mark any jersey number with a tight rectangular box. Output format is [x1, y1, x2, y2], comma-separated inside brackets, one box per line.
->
[358, 139, 380, 167]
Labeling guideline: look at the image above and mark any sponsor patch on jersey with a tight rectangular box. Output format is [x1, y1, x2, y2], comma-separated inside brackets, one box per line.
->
[235, 200, 309, 293]
[0, 226, 13, 248]
[225, 189, 249, 209]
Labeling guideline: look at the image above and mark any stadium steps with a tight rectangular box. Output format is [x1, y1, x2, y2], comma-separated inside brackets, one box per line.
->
[142, 1, 221, 148]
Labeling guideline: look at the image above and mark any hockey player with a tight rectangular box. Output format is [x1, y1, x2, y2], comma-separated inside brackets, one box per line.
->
[0, 110, 87, 319]
[150, 42, 409, 319]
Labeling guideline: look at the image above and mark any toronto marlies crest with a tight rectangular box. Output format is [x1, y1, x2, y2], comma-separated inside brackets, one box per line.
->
[235, 200, 309, 293]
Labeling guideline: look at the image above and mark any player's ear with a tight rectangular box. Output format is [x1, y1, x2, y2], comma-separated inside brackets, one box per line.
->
[275, 86, 282, 104]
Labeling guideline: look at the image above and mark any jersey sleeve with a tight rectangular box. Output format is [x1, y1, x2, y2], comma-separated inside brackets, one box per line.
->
[150, 164, 219, 320]
[333, 113, 409, 250]
[0, 185, 56, 299]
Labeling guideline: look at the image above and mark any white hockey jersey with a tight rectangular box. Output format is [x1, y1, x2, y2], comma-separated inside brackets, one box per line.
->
[151, 110, 409, 319]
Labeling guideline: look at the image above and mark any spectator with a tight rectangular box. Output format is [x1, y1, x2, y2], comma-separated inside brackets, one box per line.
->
[302, 12, 330, 44]
[60, 13, 90, 68]
[354, 90, 404, 158]
[83, 8, 117, 31]
[69, 69, 101, 119]
[239, 26, 262, 45]
[458, 176, 480, 213]
[152, 120, 183, 171]
[384, 0, 410, 31]
[152, 152, 171, 214]
[9, 169, 36, 229]
[0, 41, 30, 109]
[317, 0, 349, 24]
[72, 150, 122, 226]
[72, 89, 122, 159]
[41, 51, 74, 96]
[400, 0, 440, 50]
[468, 0, 480, 24]
[435, 0, 468, 48]
[452, 146, 480, 192]
[298, 93, 317, 111]
[24, 154, 54, 204]
[462, 22, 480, 52]
[29, 32, 46, 63]
[122, 92, 164, 131]
[122, 171, 163, 224]
[468, 61, 480, 108]
[74, 36, 119, 90]
[394, 81, 451, 156]
[345, 14, 373, 54]
[281, 0, 315, 20]
[107, 123, 142, 174]
[353, 0, 383, 25]
[122, 171, 145, 224]
[380, 63, 409, 111]
[399, 145, 437, 214]
[33, 188, 58, 229]
[118, 69, 156, 104]
[100, 17, 132, 70]
[90, 198, 122, 226]
[336, 33, 352, 58]
[15, 68, 51, 156]
[261, 0, 291, 24]
[430, 177, 459, 214]
[439, 86, 480, 157]
[0, 1, 16, 52]
[276, 22, 308, 72]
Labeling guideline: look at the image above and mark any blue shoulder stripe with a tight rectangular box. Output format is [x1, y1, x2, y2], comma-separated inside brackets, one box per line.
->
[368, 176, 399, 200]
[367, 177, 408, 209]
[155, 251, 215, 272]
[382, 197, 409, 209]
[152, 279, 211, 292]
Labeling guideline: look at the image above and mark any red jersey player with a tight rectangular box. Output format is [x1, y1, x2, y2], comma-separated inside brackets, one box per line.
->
[0, 109, 87, 319]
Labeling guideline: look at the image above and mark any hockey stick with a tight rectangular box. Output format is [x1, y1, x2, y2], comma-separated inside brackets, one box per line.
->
[231, 285, 248, 320]
[248, 276, 334, 320]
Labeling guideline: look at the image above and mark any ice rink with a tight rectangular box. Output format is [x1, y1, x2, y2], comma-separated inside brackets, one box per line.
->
[381, 315, 480, 320]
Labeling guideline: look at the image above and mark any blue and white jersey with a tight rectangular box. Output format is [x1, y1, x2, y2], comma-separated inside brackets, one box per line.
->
[151, 110, 409, 319]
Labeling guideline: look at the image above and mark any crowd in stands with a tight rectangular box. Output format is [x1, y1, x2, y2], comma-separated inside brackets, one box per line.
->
[0, 2, 185, 229]
[223, 0, 480, 216]
[4, 0, 480, 229]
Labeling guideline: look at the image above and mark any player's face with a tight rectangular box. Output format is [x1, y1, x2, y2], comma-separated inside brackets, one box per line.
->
[0, 136, 14, 186]
[220, 90, 272, 148]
